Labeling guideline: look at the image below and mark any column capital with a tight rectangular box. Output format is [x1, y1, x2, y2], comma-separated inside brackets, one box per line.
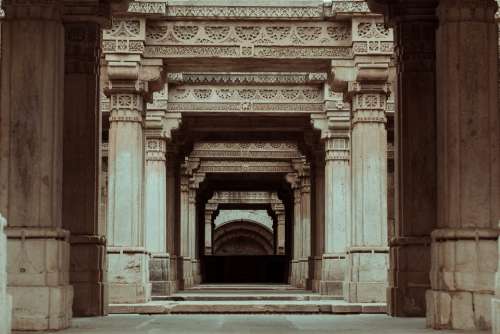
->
[145, 137, 166, 162]
[325, 135, 350, 162]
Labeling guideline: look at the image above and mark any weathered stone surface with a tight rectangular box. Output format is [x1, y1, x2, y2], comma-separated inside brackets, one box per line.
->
[0, 215, 12, 334]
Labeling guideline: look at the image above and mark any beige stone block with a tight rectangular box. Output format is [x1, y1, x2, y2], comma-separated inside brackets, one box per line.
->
[109, 282, 152, 304]
[0, 294, 12, 334]
[473, 293, 492, 329]
[108, 252, 149, 284]
[8, 285, 72, 331]
[450, 292, 475, 330]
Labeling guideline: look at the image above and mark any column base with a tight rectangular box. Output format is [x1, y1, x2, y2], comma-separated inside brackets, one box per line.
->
[290, 259, 300, 287]
[426, 228, 498, 330]
[426, 290, 493, 330]
[9, 285, 73, 331]
[150, 254, 172, 296]
[107, 247, 151, 304]
[388, 237, 431, 316]
[180, 257, 193, 289]
[492, 297, 500, 334]
[320, 254, 345, 297]
[192, 259, 201, 285]
[70, 235, 107, 316]
[311, 256, 322, 292]
[6, 228, 72, 331]
[345, 249, 388, 303]
[0, 293, 11, 334]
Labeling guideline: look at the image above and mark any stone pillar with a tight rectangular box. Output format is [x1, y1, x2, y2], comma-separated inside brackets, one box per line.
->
[1, 0, 73, 329]
[179, 171, 192, 289]
[63, 22, 107, 317]
[144, 135, 168, 296]
[189, 172, 204, 286]
[427, 0, 500, 330]
[495, 220, 500, 334]
[204, 204, 217, 255]
[311, 153, 325, 293]
[321, 131, 350, 297]
[300, 171, 312, 289]
[166, 146, 178, 293]
[387, 3, 437, 317]
[0, 215, 12, 334]
[275, 208, 286, 256]
[288, 173, 301, 287]
[345, 65, 390, 303]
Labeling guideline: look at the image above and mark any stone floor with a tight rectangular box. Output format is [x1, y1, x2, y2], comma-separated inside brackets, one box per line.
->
[13, 314, 484, 334]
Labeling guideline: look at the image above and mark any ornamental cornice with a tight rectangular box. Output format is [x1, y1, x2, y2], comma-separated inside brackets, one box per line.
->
[191, 141, 303, 160]
[167, 72, 328, 85]
[198, 160, 295, 174]
[208, 191, 283, 206]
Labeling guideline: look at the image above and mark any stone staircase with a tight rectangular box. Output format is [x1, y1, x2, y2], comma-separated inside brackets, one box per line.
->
[109, 284, 386, 315]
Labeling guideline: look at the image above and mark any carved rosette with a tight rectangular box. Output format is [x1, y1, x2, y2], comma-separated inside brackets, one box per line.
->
[352, 18, 394, 56]
[351, 93, 388, 124]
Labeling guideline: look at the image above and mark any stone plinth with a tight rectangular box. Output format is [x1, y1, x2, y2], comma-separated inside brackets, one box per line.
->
[0, 215, 11, 334]
[6, 228, 73, 330]
[426, 229, 498, 330]
[69, 235, 107, 316]
[107, 247, 151, 304]
[320, 254, 345, 297]
[150, 254, 172, 296]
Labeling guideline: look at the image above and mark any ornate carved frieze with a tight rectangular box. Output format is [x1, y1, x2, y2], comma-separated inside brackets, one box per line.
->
[352, 18, 394, 55]
[325, 136, 350, 161]
[209, 191, 282, 205]
[168, 85, 324, 113]
[143, 20, 353, 59]
[191, 141, 302, 160]
[109, 94, 144, 123]
[167, 72, 328, 85]
[164, 5, 324, 19]
[128, 1, 167, 15]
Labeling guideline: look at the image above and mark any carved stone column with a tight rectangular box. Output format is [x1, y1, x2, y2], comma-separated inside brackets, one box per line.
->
[204, 204, 218, 255]
[63, 22, 106, 317]
[311, 152, 325, 292]
[144, 136, 168, 296]
[322, 131, 351, 297]
[345, 65, 390, 303]
[189, 172, 205, 286]
[1, 0, 72, 329]
[300, 169, 312, 289]
[426, 0, 500, 330]
[287, 173, 301, 287]
[387, 2, 437, 317]
[0, 215, 12, 334]
[165, 145, 178, 293]
[179, 170, 192, 289]
[272, 205, 286, 256]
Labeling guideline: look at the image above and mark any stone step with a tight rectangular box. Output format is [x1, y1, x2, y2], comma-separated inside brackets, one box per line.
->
[153, 294, 343, 302]
[186, 284, 302, 291]
[109, 301, 386, 315]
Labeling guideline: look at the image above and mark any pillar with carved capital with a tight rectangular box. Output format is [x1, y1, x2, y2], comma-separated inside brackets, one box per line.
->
[321, 131, 350, 297]
[345, 67, 389, 303]
[144, 136, 169, 296]
[204, 204, 217, 255]
[166, 146, 178, 293]
[274, 207, 286, 256]
[106, 85, 151, 304]
[63, 21, 107, 317]
[384, 2, 437, 317]
[1, 0, 72, 329]
[189, 172, 205, 286]
[311, 152, 325, 293]
[426, 0, 500, 330]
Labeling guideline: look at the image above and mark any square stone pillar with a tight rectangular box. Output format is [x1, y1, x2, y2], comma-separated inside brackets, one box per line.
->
[494, 220, 500, 334]
[427, 0, 500, 330]
[0, 215, 12, 334]
[144, 136, 169, 296]
[1, 0, 73, 329]
[204, 205, 217, 255]
[166, 147, 179, 293]
[301, 174, 312, 289]
[310, 152, 325, 293]
[275, 211, 286, 256]
[388, 5, 437, 317]
[179, 172, 192, 289]
[287, 173, 302, 287]
[321, 132, 350, 297]
[63, 22, 107, 317]
[345, 66, 390, 303]
[189, 172, 205, 286]
[106, 89, 151, 303]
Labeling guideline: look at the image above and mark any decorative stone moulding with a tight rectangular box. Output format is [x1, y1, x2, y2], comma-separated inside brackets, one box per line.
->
[166, 72, 328, 85]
